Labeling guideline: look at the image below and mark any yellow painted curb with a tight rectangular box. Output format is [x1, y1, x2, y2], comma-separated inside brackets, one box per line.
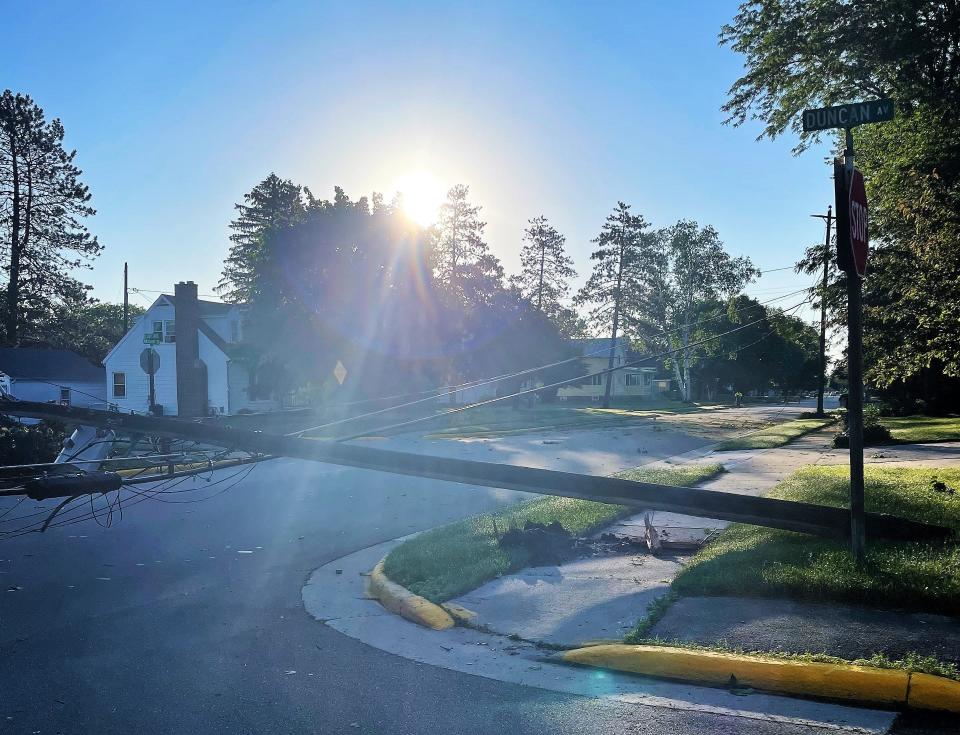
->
[440, 602, 477, 624]
[907, 672, 960, 713]
[561, 644, 916, 708]
[368, 559, 455, 630]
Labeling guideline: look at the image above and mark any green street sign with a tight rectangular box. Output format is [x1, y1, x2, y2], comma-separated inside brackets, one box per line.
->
[802, 99, 894, 132]
[143, 333, 162, 345]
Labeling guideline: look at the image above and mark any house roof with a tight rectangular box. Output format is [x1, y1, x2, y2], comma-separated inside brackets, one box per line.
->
[0, 347, 105, 383]
[198, 322, 229, 353]
[569, 337, 629, 357]
[160, 294, 237, 317]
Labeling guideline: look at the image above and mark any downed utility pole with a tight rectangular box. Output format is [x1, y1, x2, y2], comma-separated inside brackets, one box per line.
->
[1, 400, 949, 542]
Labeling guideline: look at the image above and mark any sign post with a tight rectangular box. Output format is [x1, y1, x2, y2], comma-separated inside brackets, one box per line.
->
[140, 348, 160, 414]
[803, 99, 893, 565]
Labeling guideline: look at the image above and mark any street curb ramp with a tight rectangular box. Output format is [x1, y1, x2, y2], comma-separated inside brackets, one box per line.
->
[368, 558, 455, 630]
[559, 644, 960, 713]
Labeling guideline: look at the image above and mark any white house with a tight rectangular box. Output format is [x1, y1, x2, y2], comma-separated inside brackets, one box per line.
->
[557, 337, 657, 400]
[103, 281, 276, 417]
[0, 347, 107, 410]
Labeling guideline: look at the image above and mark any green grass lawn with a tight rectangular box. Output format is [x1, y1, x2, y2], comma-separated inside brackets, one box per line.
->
[714, 417, 835, 451]
[382, 463, 725, 602]
[426, 400, 722, 439]
[881, 415, 960, 444]
[672, 466, 960, 616]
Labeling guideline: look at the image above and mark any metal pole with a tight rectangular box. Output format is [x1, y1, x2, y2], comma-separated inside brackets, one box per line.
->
[816, 206, 832, 417]
[844, 126, 866, 564]
[148, 370, 156, 415]
[123, 262, 129, 332]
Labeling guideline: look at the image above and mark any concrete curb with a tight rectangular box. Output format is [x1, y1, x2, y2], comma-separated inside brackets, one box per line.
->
[558, 644, 960, 713]
[367, 558, 455, 630]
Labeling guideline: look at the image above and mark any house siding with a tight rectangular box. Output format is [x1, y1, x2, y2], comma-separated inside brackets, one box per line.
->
[105, 304, 179, 414]
[10, 379, 106, 408]
[200, 331, 229, 415]
[104, 295, 273, 416]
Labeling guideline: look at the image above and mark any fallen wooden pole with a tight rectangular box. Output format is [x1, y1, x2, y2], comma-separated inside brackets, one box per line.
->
[1, 400, 951, 542]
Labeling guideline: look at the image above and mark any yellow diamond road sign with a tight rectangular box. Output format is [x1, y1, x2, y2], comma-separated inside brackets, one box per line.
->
[333, 360, 347, 385]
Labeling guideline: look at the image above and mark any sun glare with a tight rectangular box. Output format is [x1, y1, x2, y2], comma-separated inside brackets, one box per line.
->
[392, 170, 445, 227]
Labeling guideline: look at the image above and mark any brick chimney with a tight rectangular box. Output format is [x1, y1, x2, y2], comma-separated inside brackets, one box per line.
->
[174, 281, 207, 417]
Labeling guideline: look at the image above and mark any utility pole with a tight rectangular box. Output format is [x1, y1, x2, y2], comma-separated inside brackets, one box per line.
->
[810, 206, 833, 417]
[123, 262, 129, 332]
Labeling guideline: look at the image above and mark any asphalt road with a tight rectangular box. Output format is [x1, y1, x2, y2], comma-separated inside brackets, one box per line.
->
[1, 399, 916, 735]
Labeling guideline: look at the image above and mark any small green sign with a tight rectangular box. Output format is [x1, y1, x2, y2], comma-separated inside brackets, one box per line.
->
[802, 99, 894, 132]
[143, 333, 162, 345]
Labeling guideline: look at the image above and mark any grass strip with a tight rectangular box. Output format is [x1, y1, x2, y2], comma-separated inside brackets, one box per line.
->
[714, 417, 835, 451]
[672, 466, 960, 616]
[426, 401, 721, 438]
[382, 463, 725, 603]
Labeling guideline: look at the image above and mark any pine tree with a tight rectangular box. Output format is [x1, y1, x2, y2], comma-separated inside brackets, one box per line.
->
[217, 173, 306, 303]
[510, 215, 576, 313]
[574, 202, 652, 407]
[433, 184, 503, 303]
[0, 90, 101, 344]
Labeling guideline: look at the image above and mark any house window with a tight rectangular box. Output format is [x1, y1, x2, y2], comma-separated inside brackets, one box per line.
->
[112, 372, 126, 398]
[626, 373, 642, 387]
[589, 373, 603, 386]
[164, 320, 176, 343]
[152, 321, 164, 340]
[59, 387, 71, 405]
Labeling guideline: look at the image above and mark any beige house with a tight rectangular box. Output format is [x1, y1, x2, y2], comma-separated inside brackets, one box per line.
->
[558, 337, 657, 400]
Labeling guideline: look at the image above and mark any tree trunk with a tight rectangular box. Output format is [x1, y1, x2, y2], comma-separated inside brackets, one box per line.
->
[603, 234, 626, 409]
[5, 130, 20, 344]
[536, 243, 545, 311]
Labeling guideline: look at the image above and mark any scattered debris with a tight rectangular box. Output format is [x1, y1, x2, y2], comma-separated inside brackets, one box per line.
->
[932, 479, 956, 495]
[499, 521, 576, 565]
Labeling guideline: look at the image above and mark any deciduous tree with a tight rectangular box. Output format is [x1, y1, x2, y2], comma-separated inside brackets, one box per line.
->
[627, 220, 756, 401]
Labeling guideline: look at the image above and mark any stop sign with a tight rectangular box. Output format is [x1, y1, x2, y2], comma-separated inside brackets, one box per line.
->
[848, 169, 869, 276]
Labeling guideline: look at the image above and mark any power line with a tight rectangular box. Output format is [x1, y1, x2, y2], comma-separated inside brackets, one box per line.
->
[290, 287, 813, 438]
[335, 296, 813, 442]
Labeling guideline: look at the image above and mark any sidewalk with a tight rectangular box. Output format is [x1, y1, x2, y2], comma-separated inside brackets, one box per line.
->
[447, 431, 960, 650]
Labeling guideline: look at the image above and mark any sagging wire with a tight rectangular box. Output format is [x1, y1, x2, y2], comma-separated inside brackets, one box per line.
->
[290, 287, 814, 438]
[335, 295, 816, 442]
[0, 458, 262, 539]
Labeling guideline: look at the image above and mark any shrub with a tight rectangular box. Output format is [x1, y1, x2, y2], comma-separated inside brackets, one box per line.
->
[0, 419, 67, 467]
[833, 406, 892, 447]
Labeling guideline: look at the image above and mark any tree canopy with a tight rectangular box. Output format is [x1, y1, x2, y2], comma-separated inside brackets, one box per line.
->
[229, 179, 578, 404]
[0, 90, 101, 344]
[723, 0, 960, 409]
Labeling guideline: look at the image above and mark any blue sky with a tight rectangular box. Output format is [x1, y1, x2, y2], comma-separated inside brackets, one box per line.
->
[3, 0, 833, 326]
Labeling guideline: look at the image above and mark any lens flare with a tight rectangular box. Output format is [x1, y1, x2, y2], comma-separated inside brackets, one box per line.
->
[392, 170, 445, 227]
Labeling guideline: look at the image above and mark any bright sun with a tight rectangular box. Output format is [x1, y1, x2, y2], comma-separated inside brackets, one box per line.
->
[392, 170, 446, 227]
